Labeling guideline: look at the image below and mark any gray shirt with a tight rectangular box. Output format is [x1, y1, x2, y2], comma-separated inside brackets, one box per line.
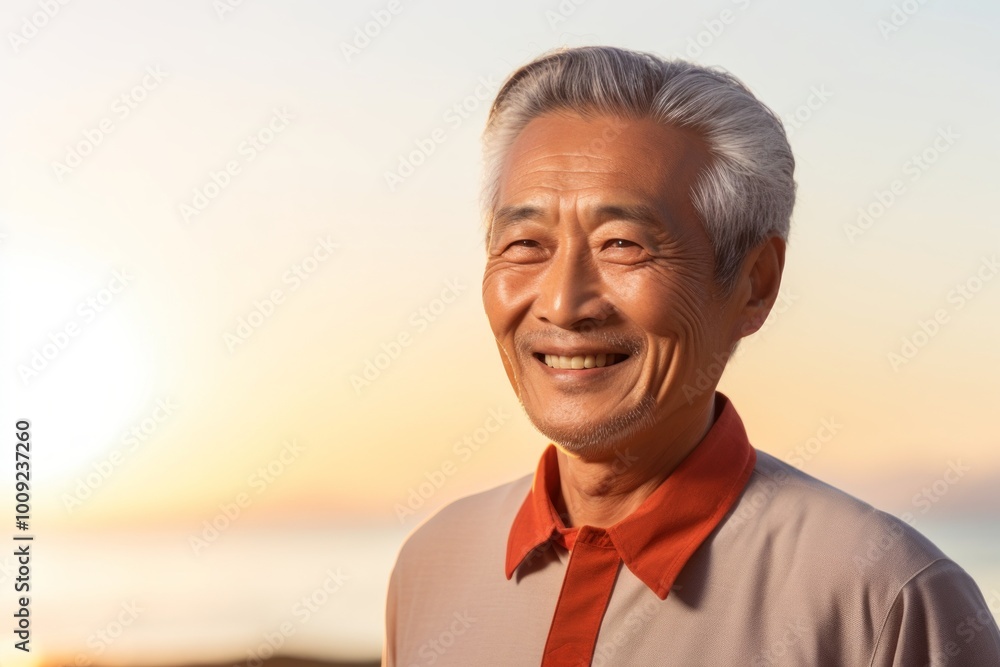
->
[383, 404, 1000, 666]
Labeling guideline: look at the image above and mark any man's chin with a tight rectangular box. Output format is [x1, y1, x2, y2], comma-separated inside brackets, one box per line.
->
[521, 393, 659, 459]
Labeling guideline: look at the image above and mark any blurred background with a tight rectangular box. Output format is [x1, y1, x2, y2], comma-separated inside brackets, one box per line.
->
[1, 0, 998, 665]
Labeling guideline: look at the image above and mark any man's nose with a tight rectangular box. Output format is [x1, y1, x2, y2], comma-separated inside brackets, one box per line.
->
[532, 241, 609, 330]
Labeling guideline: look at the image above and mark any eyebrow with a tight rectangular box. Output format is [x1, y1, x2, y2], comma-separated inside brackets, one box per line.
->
[491, 202, 671, 238]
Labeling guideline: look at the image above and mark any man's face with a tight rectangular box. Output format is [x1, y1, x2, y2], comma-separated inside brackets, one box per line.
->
[482, 111, 748, 458]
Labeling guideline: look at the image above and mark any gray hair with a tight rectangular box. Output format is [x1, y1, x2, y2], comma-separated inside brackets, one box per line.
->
[480, 45, 796, 294]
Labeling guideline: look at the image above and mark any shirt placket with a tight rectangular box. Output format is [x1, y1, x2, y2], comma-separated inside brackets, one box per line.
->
[541, 525, 622, 667]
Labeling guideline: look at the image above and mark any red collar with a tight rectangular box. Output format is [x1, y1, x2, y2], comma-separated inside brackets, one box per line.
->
[505, 392, 756, 599]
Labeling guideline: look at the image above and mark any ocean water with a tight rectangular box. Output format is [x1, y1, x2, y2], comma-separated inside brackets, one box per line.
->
[22, 518, 1000, 666]
[30, 524, 409, 666]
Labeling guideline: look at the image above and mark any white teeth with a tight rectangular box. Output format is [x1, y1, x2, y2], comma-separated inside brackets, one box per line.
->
[543, 353, 620, 369]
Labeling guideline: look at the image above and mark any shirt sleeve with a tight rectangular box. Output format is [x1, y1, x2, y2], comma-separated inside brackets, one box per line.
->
[870, 558, 1000, 666]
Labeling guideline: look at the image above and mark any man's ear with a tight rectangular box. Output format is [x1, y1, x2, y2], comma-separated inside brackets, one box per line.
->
[731, 235, 786, 342]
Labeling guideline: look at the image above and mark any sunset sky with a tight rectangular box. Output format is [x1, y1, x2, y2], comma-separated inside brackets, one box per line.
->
[1, 0, 998, 664]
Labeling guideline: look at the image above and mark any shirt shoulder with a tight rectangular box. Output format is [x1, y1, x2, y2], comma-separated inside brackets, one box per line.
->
[871, 557, 1000, 665]
[720, 449, 957, 612]
[709, 450, 1000, 663]
[393, 472, 533, 569]
[736, 448, 946, 575]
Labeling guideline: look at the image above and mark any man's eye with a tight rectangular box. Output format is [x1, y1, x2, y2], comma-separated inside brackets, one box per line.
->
[507, 239, 540, 250]
[604, 239, 638, 249]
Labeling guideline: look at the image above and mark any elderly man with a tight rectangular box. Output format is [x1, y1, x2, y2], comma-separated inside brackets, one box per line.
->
[382, 46, 1000, 666]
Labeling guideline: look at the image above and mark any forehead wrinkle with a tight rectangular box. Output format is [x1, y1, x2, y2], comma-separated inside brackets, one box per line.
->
[506, 149, 615, 180]
[494, 116, 710, 241]
[531, 151, 615, 164]
[518, 149, 614, 161]
[510, 169, 615, 191]
[507, 162, 616, 186]
[500, 173, 618, 215]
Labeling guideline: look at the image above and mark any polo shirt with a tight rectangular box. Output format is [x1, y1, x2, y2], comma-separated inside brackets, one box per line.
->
[382, 393, 1000, 666]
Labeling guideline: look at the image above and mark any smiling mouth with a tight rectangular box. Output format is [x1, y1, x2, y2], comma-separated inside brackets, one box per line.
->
[533, 353, 629, 369]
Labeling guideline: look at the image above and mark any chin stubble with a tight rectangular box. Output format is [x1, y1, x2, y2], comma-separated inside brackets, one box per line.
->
[519, 390, 659, 459]
[511, 328, 655, 456]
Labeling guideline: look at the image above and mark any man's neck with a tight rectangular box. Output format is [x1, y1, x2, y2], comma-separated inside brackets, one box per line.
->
[554, 397, 718, 529]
